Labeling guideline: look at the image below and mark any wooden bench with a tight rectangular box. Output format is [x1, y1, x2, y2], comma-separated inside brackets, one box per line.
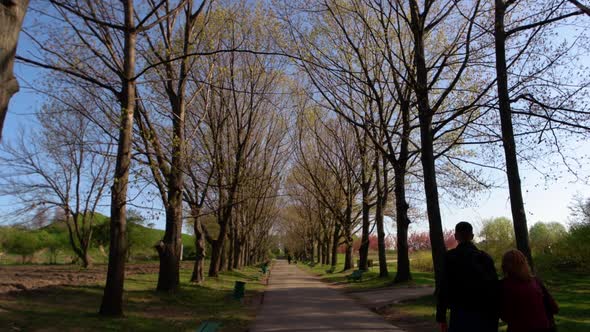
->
[347, 270, 363, 282]
[196, 321, 220, 332]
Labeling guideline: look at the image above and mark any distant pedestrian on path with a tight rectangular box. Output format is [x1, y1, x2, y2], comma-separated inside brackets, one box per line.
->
[436, 221, 499, 332]
[287, 254, 292, 264]
[500, 249, 558, 332]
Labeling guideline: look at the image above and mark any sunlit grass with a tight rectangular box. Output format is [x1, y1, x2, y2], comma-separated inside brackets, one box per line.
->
[392, 271, 590, 332]
[0, 262, 267, 332]
[298, 253, 435, 291]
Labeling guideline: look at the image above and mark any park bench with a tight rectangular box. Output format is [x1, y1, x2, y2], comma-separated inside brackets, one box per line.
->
[196, 321, 220, 332]
[347, 270, 363, 282]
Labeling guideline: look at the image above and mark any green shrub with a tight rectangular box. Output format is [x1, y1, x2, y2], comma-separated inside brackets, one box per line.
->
[529, 222, 567, 256]
[182, 244, 197, 261]
[535, 223, 590, 273]
[478, 217, 515, 263]
[4, 230, 43, 263]
[37, 231, 68, 264]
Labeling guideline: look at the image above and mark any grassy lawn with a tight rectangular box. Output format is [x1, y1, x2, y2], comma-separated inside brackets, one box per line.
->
[542, 271, 590, 332]
[0, 264, 268, 332]
[298, 254, 435, 291]
[392, 271, 590, 332]
[299, 253, 589, 332]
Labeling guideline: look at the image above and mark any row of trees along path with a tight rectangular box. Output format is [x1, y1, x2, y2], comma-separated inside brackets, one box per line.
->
[1, 0, 590, 319]
[0, 0, 288, 317]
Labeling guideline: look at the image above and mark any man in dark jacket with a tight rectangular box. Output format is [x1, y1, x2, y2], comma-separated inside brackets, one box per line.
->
[436, 221, 499, 332]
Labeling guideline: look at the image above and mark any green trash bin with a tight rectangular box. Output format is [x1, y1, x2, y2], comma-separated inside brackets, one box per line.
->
[233, 281, 245, 300]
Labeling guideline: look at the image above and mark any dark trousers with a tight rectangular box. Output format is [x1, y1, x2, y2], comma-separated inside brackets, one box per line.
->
[449, 307, 498, 332]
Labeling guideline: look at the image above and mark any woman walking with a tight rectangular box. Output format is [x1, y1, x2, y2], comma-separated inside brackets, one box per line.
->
[500, 249, 559, 332]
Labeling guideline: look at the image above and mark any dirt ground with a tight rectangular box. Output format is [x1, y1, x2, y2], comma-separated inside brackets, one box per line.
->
[0, 262, 192, 294]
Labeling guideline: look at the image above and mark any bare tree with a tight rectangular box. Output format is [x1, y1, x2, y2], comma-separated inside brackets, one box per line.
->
[279, 0, 422, 281]
[401, 0, 490, 292]
[192, 3, 288, 277]
[493, 0, 585, 267]
[0, 101, 113, 268]
[133, 0, 208, 292]
[16, 0, 194, 316]
[294, 111, 363, 270]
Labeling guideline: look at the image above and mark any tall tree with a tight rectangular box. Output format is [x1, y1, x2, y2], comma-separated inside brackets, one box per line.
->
[294, 112, 362, 271]
[134, 0, 208, 292]
[493, 0, 584, 268]
[279, 0, 424, 281]
[400, 0, 490, 293]
[17, 0, 192, 316]
[193, 3, 287, 277]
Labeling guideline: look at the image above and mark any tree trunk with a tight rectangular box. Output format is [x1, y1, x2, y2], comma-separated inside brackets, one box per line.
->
[331, 224, 340, 268]
[156, 204, 182, 291]
[409, 0, 446, 297]
[494, 0, 534, 268]
[227, 224, 235, 271]
[81, 250, 90, 269]
[99, 0, 136, 316]
[156, 83, 186, 291]
[358, 179, 371, 271]
[375, 155, 389, 278]
[0, 0, 28, 140]
[309, 237, 314, 262]
[190, 211, 205, 283]
[208, 239, 219, 275]
[393, 164, 411, 282]
[316, 237, 323, 264]
[232, 236, 241, 270]
[323, 232, 330, 265]
[344, 227, 354, 271]
[220, 240, 228, 272]
[240, 239, 247, 268]
[209, 209, 230, 276]
[245, 237, 251, 266]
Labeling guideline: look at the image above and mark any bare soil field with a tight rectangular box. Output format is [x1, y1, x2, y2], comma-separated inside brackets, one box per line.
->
[0, 262, 192, 294]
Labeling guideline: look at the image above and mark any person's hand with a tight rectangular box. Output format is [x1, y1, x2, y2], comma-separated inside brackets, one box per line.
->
[438, 322, 448, 332]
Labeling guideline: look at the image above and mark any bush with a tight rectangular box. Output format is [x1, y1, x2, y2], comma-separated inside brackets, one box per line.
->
[4, 230, 43, 263]
[478, 217, 515, 262]
[182, 244, 197, 261]
[535, 222, 590, 273]
[529, 222, 567, 255]
[37, 231, 68, 264]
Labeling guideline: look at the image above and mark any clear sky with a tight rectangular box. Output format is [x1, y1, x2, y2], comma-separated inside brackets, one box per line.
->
[2, 11, 589, 234]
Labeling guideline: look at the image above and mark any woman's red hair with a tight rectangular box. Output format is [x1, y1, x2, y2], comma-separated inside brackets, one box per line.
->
[502, 249, 533, 281]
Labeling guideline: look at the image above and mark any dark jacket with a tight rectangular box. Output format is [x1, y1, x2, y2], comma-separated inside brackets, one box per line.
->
[500, 277, 558, 332]
[436, 242, 499, 323]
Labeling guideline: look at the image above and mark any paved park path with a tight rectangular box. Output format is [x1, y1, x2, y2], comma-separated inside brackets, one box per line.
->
[251, 260, 405, 332]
